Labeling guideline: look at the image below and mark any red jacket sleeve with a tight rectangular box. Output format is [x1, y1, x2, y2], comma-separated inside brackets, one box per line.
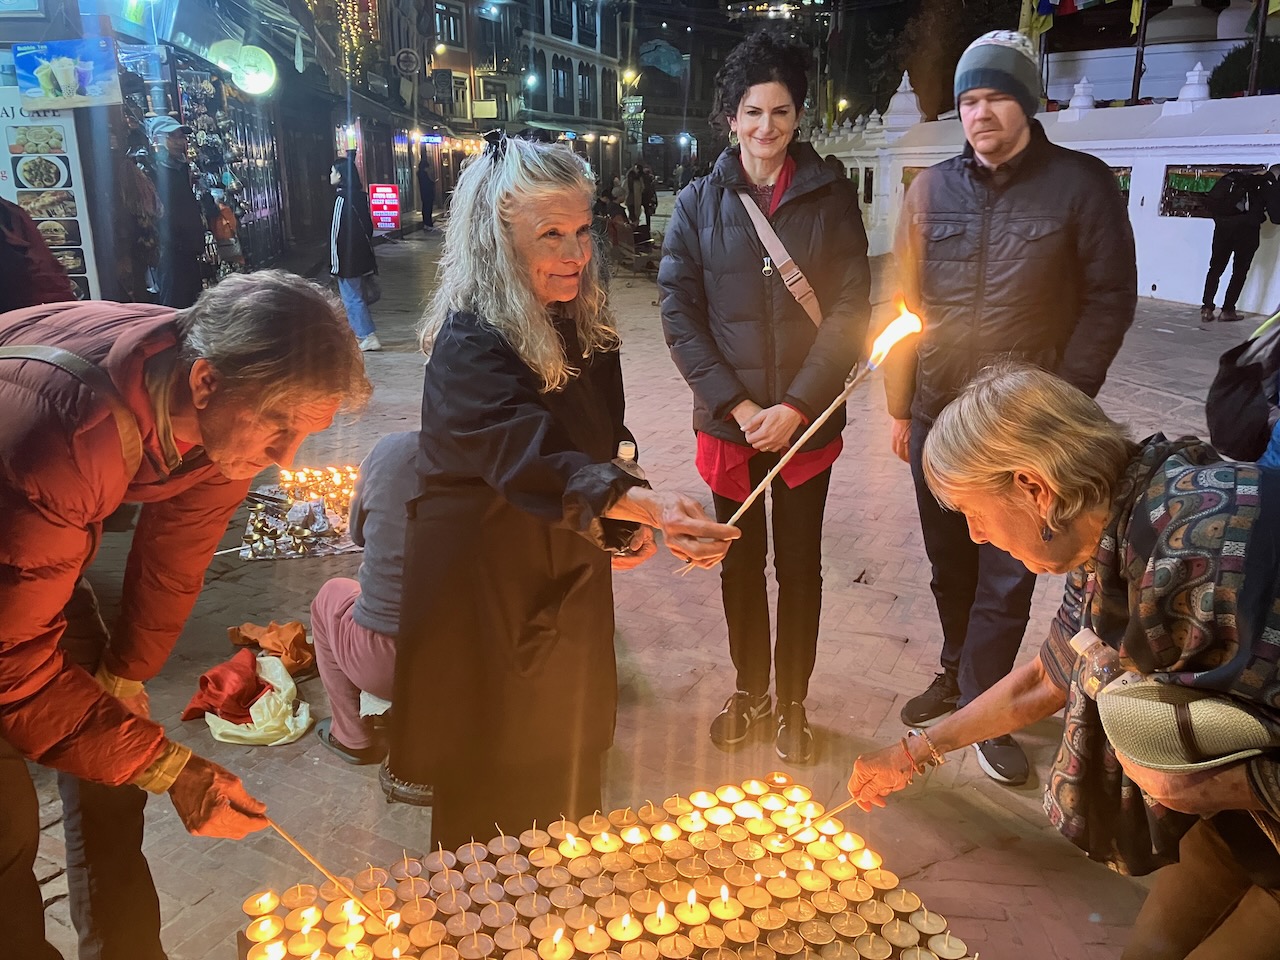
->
[13, 203, 75, 306]
[105, 468, 250, 681]
[0, 458, 166, 785]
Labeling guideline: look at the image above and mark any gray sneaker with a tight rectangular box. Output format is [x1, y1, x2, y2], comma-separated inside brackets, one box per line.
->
[710, 691, 771, 747]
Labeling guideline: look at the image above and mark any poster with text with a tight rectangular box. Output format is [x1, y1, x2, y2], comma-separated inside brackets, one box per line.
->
[370, 183, 401, 233]
[14, 37, 123, 110]
[2, 86, 101, 299]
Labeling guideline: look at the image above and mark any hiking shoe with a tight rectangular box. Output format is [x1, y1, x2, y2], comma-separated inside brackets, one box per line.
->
[775, 701, 815, 764]
[379, 760, 434, 806]
[359, 333, 383, 352]
[1220, 307, 1243, 323]
[973, 735, 1029, 786]
[900, 672, 960, 727]
[709, 691, 771, 747]
[1200, 305, 1216, 323]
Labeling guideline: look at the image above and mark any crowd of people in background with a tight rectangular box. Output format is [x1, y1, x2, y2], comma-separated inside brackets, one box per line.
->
[5, 20, 1280, 960]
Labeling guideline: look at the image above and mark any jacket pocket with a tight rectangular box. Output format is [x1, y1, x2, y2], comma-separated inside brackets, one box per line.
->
[1004, 217, 1067, 263]
[916, 217, 976, 303]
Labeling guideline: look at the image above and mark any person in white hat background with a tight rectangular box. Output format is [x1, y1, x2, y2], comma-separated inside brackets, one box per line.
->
[884, 29, 1136, 787]
[146, 116, 207, 309]
[851, 361, 1280, 959]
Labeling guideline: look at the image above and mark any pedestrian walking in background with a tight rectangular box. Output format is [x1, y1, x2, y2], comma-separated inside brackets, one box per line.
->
[673, 163, 684, 195]
[330, 155, 382, 352]
[417, 154, 436, 230]
[147, 116, 206, 309]
[885, 29, 1136, 786]
[1200, 165, 1277, 323]
[0, 195, 74, 311]
[660, 30, 871, 764]
[0, 271, 371, 960]
[626, 162, 646, 224]
[642, 165, 658, 225]
[383, 133, 737, 846]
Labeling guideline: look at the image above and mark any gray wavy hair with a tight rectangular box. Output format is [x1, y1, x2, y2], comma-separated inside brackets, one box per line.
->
[419, 137, 617, 393]
[176, 269, 371, 409]
[922, 361, 1135, 533]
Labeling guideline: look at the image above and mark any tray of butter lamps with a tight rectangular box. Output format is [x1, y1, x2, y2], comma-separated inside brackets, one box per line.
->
[237, 774, 973, 960]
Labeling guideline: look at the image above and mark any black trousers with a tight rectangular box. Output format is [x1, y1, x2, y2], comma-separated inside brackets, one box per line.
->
[712, 453, 832, 705]
[1203, 223, 1262, 311]
[0, 736, 63, 959]
[909, 419, 1037, 706]
[57, 579, 166, 960]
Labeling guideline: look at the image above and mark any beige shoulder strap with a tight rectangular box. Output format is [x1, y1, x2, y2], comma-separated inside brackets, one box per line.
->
[736, 191, 823, 327]
[0, 344, 143, 476]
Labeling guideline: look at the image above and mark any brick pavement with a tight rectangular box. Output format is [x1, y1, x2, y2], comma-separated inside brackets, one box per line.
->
[34, 222, 1260, 959]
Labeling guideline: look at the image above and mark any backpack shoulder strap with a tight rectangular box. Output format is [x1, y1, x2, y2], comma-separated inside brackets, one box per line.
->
[735, 191, 823, 328]
[0, 344, 143, 476]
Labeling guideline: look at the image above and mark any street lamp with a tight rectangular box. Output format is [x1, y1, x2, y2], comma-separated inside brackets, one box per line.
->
[526, 73, 538, 88]
[837, 98, 848, 111]
[622, 68, 636, 85]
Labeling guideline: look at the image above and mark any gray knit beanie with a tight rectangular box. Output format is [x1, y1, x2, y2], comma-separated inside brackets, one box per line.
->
[953, 30, 1040, 117]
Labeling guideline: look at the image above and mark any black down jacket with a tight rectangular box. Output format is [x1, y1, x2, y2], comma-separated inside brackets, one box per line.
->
[885, 120, 1137, 424]
[659, 141, 871, 451]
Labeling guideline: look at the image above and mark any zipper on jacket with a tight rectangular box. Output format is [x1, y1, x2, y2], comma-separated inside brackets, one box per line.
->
[972, 181, 993, 376]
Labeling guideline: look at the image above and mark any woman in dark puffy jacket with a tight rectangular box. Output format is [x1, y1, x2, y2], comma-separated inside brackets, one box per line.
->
[330, 156, 381, 351]
[659, 31, 871, 764]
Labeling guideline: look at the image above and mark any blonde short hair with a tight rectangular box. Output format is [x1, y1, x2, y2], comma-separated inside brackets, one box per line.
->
[419, 137, 616, 393]
[921, 362, 1134, 532]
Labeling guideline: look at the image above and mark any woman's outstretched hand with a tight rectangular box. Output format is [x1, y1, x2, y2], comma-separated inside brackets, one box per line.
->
[848, 739, 920, 812]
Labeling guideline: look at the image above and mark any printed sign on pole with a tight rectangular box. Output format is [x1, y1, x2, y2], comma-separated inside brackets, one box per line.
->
[369, 183, 400, 232]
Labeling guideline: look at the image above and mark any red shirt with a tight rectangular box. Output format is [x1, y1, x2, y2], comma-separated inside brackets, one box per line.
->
[695, 156, 843, 502]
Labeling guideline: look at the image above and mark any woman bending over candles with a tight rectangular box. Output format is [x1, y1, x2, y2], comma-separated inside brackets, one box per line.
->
[848, 361, 1280, 959]
[384, 133, 739, 847]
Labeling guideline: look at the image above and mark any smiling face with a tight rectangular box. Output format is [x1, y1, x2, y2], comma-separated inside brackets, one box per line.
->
[510, 188, 594, 306]
[958, 87, 1030, 167]
[729, 81, 798, 169]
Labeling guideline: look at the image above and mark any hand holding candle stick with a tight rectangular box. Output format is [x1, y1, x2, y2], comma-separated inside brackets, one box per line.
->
[680, 309, 923, 575]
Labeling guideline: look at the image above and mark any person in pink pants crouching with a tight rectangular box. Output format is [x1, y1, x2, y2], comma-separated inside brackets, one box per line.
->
[312, 431, 417, 765]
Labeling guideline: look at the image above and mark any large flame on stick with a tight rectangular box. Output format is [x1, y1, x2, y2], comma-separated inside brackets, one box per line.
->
[868, 307, 922, 369]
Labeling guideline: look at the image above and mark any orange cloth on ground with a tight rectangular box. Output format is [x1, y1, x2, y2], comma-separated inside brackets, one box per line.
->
[227, 620, 315, 676]
[181, 647, 270, 723]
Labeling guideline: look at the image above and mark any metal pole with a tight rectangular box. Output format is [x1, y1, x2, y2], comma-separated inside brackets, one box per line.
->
[1129, 0, 1150, 105]
[1249, 0, 1272, 96]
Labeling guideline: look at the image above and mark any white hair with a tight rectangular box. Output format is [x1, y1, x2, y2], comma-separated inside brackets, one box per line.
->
[419, 137, 617, 393]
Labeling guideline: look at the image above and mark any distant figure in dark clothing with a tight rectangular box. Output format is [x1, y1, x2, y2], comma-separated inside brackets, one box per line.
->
[417, 155, 436, 230]
[147, 116, 206, 308]
[1201, 166, 1278, 323]
[0, 196, 74, 311]
[821, 154, 847, 179]
[330, 156, 381, 352]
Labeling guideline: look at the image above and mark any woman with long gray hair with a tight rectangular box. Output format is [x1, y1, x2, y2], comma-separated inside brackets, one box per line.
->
[383, 133, 738, 846]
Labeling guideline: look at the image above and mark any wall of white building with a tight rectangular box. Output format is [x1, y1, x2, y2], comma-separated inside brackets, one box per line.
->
[812, 79, 1280, 315]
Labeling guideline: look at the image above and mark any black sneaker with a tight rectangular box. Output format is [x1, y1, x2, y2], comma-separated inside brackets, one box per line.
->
[1220, 307, 1243, 322]
[1200, 305, 1216, 323]
[900, 673, 960, 727]
[379, 761, 434, 806]
[709, 691, 771, 747]
[775, 701, 814, 764]
[973, 735, 1029, 786]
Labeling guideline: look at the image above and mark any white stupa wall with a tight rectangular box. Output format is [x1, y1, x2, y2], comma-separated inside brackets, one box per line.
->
[811, 88, 1280, 314]
[1044, 40, 1241, 102]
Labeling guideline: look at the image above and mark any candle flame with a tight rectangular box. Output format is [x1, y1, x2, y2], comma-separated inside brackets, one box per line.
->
[302, 924, 312, 936]
[587, 925, 596, 935]
[310, 951, 320, 960]
[720, 885, 729, 904]
[266, 945, 286, 960]
[686, 891, 697, 908]
[622, 913, 632, 929]
[393, 951, 401, 960]
[553, 929, 564, 945]
[388, 912, 401, 930]
[869, 307, 923, 369]
[656, 903, 666, 921]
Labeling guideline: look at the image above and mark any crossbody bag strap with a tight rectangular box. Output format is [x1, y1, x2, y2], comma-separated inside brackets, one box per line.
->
[736, 191, 823, 328]
[0, 345, 143, 476]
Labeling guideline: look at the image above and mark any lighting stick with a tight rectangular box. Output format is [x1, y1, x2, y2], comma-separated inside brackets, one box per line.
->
[680, 309, 923, 575]
[267, 818, 388, 922]
[784, 797, 858, 837]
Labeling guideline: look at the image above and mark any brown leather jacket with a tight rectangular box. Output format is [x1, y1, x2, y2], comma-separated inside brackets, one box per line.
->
[0, 301, 249, 785]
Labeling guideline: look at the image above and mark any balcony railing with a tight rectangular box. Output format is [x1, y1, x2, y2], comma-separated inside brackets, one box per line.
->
[550, 10, 572, 39]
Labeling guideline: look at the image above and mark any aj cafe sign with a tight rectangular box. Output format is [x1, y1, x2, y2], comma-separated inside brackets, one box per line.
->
[0, 104, 64, 119]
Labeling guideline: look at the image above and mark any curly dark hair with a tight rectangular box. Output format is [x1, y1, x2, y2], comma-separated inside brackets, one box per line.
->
[711, 30, 810, 132]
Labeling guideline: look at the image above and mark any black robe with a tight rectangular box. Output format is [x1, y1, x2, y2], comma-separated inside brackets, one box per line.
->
[389, 309, 644, 847]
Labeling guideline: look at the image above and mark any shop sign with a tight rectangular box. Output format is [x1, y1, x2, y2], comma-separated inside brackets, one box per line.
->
[369, 183, 401, 232]
[1, 85, 102, 299]
[647, 135, 664, 144]
[420, 133, 444, 145]
[14, 37, 123, 110]
[432, 68, 452, 102]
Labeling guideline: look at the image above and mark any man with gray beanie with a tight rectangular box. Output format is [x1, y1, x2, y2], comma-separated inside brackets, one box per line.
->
[884, 30, 1137, 786]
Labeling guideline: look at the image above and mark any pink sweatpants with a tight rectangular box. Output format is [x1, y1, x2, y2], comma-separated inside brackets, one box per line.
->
[310, 577, 395, 749]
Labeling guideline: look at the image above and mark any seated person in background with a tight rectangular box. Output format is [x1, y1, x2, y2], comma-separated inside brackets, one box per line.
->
[312, 430, 418, 764]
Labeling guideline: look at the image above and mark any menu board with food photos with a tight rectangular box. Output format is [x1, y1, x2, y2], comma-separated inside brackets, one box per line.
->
[1, 85, 99, 299]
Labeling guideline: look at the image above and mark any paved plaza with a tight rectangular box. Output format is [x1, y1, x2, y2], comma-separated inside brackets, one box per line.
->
[34, 221, 1257, 960]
